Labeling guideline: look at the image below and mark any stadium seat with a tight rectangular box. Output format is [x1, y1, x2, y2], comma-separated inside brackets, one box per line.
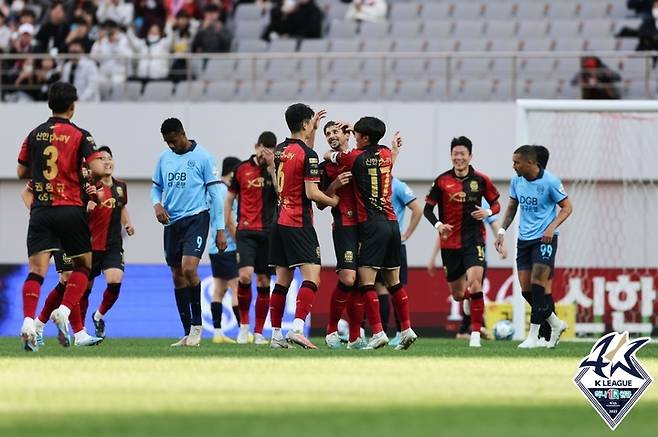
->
[609, 2, 630, 19]
[389, 21, 422, 39]
[458, 39, 489, 52]
[577, 2, 611, 19]
[618, 57, 650, 80]
[141, 81, 173, 101]
[521, 39, 554, 52]
[234, 3, 264, 21]
[554, 38, 586, 52]
[328, 20, 358, 39]
[387, 80, 434, 101]
[262, 59, 299, 80]
[260, 80, 301, 101]
[517, 20, 550, 39]
[491, 78, 513, 101]
[235, 39, 268, 53]
[426, 39, 459, 52]
[172, 81, 205, 101]
[490, 58, 516, 78]
[361, 58, 390, 77]
[453, 58, 492, 80]
[204, 81, 238, 102]
[362, 39, 394, 53]
[389, 58, 428, 80]
[485, 1, 514, 20]
[485, 20, 517, 39]
[616, 38, 637, 51]
[519, 58, 557, 80]
[549, 20, 582, 38]
[547, 1, 578, 20]
[203, 59, 237, 81]
[391, 3, 421, 20]
[620, 79, 651, 98]
[234, 21, 265, 39]
[585, 38, 617, 52]
[514, 2, 548, 20]
[454, 80, 494, 101]
[299, 39, 330, 53]
[327, 2, 350, 21]
[393, 39, 426, 52]
[324, 80, 368, 101]
[330, 39, 361, 52]
[452, 2, 484, 20]
[581, 20, 614, 38]
[490, 39, 521, 52]
[297, 58, 321, 78]
[268, 39, 298, 52]
[421, 20, 454, 39]
[360, 22, 390, 38]
[554, 58, 580, 80]
[326, 58, 362, 80]
[109, 81, 140, 101]
[426, 58, 449, 78]
[453, 21, 485, 39]
[422, 2, 453, 19]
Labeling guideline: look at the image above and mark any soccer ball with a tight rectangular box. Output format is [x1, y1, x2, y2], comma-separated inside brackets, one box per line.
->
[493, 320, 515, 340]
[337, 319, 365, 341]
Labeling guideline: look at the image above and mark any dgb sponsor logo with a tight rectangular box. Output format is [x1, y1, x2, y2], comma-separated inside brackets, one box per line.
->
[573, 331, 653, 430]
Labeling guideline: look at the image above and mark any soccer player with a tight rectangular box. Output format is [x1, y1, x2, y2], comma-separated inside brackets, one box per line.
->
[268, 103, 339, 349]
[534, 145, 553, 344]
[495, 145, 572, 349]
[76, 146, 135, 340]
[210, 156, 242, 344]
[325, 117, 417, 350]
[151, 118, 227, 347]
[423, 136, 502, 348]
[17, 81, 101, 351]
[225, 132, 278, 345]
[376, 176, 422, 347]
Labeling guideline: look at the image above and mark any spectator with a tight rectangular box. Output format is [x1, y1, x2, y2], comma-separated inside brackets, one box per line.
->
[0, 11, 11, 53]
[167, 9, 200, 81]
[35, 1, 71, 54]
[97, 0, 134, 28]
[166, 0, 201, 20]
[126, 23, 172, 80]
[571, 56, 621, 100]
[64, 17, 94, 52]
[191, 4, 232, 53]
[262, 0, 323, 41]
[135, 0, 167, 38]
[637, 0, 658, 51]
[18, 8, 37, 26]
[90, 19, 132, 85]
[15, 56, 60, 100]
[345, 0, 387, 23]
[61, 38, 100, 101]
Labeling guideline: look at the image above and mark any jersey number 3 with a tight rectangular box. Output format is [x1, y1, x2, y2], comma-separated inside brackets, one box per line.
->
[42, 145, 59, 181]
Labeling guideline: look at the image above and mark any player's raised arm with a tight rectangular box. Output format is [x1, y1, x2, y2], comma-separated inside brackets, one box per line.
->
[391, 131, 402, 165]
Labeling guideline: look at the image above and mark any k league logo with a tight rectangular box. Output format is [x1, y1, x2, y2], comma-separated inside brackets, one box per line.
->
[573, 331, 653, 431]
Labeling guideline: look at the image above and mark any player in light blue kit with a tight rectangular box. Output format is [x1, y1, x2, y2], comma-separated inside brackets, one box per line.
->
[495, 145, 573, 349]
[375, 176, 423, 347]
[208, 156, 242, 344]
[151, 118, 227, 348]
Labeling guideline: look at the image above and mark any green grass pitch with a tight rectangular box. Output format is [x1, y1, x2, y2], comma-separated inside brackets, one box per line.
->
[0, 337, 656, 437]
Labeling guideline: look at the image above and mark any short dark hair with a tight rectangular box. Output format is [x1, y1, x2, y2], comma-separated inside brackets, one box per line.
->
[353, 116, 386, 145]
[514, 145, 538, 162]
[161, 118, 184, 135]
[20, 9, 37, 19]
[534, 145, 549, 168]
[203, 3, 221, 14]
[258, 131, 277, 148]
[222, 156, 241, 176]
[102, 19, 118, 29]
[98, 145, 113, 157]
[450, 136, 472, 154]
[323, 120, 349, 136]
[176, 10, 190, 19]
[48, 82, 78, 113]
[67, 38, 85, 51]
[285, 103, 315, 133]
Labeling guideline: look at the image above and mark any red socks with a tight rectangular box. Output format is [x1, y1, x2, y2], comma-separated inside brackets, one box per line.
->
[362, 285, 383, 335]
[254, 286, 270, 334]
[389, 283, 411, 331]
[294, 281, 318, 321]
[469, 291, 484, 332]
[98, 283, 121, 315]
[79, 289, 91, 324]
[237, 281, 252, 325]
[269, 284, 288, 328]
[327, 281, 351, 334]
[69, 302, 84, 333]
[346, 289, 365, 343]
[37, 281, 65, 323]
[22, 273, 44, 318]
[61, 267, 90, 312]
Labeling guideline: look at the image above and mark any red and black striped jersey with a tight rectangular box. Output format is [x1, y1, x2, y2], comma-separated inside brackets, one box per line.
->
[17, 117, 99, 208]
[229, 155, 277, 231]
[425, 166, 500, 250]
[319, 161, 358, 227]
[335, 145, 396, 223]
[89, 178, 128, 251]
[274, 138, 321, 228]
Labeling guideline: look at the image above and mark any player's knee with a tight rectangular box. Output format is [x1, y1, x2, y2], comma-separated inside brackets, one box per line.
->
[339, 270, 356, 287]
[451, 290, 465, 301]
[466, 277, 482, 292]
[239, 271, 252, 284]
[181, 266, 198, 282]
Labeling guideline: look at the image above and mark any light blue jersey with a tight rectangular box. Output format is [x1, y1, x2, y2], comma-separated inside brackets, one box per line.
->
[151, 141, 224, 231]
[209, 182, 237, 254]
[509, 168, 567, 241]
[392, 178, 416, 240]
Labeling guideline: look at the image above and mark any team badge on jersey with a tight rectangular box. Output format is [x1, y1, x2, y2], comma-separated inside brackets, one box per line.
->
[116, 186, 124, 198]
[469, 180, 479, 192]
[344, 251, 353, 263]
[573, 331, 652, 430]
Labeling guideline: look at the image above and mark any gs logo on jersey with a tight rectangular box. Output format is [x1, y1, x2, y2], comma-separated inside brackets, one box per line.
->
[574, 331, 653, 431]
[344, 251, 354, 263]
[116, 186, 124, 198]
[469, 180, 479, 192]
[316, 246, 321, 259]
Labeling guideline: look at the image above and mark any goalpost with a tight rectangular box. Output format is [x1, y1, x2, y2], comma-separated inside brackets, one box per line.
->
[514, 100, 658, 340]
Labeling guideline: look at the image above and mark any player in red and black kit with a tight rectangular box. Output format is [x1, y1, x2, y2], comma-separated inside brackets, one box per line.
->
[268, 103, 339, 349]
[225, 131, 278, 345]
[423, 136, 502, 348]
[325, 116, 417, 350]
[318, 121, 358, 348]
[16, 82, 101, 351]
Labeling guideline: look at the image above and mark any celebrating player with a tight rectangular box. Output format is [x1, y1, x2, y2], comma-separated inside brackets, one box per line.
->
[423, 136, 502, 348]
[325, 116, 417, 350]
[209, 156, 242, 344]
[225, 132, 278, 345]
[269, 103, 339, 349]
[151, 118, 227, 347]
[495, 145, 572, 349]
[17, 82, 101, 351]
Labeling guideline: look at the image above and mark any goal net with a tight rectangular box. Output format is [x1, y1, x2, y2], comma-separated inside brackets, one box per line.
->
[515, 100, 658, 338]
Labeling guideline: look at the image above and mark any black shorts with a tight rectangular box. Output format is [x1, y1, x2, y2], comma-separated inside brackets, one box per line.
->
[269, 224, 321, 268]
[236, 230, 272, 275]
[27, 206, 90, 258]
[163, 211, 210, 267]
[52, 250, 74, 273]
[357, 221, 401, 269]
[441, 244, 486, 283]
[333, 225, 358, 271]
[376, 244, 408, 285]
[91, 247, 125, 278]
[516, 236, 558, 276]
[210, 250, 239, 280]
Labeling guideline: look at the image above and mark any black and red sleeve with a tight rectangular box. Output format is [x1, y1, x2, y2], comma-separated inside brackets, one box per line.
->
[18, 135, 30, 167]
[229, 164, 241, 194]
[482, 174, 501, 214]
[425, 177, 442, 206]
[304, 149, 321, 183]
